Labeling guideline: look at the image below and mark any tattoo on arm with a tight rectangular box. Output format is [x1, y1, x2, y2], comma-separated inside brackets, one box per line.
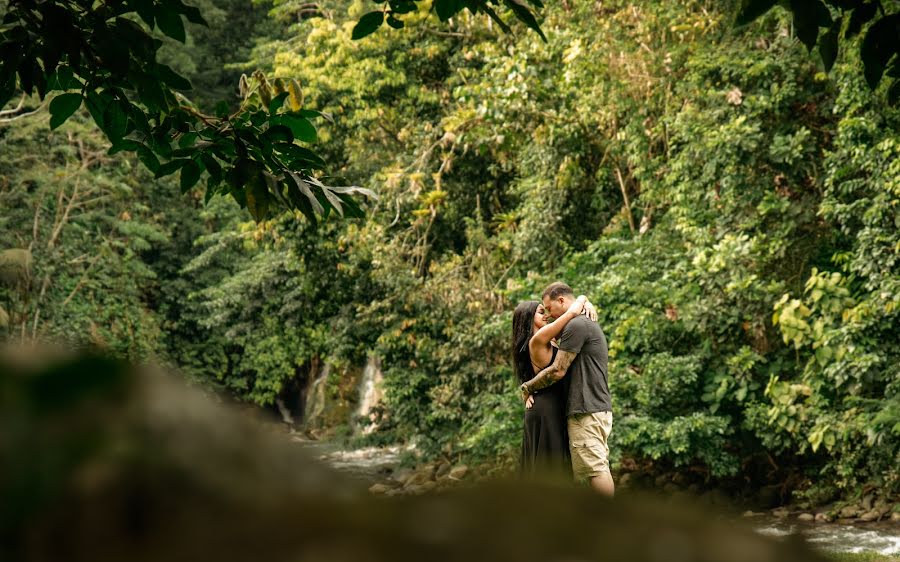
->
[523, 350, 577, 394]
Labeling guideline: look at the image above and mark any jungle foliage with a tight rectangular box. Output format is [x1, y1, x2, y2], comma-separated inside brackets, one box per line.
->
[1, 0, 898, 503]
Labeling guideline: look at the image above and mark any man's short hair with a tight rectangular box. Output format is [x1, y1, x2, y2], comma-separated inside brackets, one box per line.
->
[542, 282, 574, 301]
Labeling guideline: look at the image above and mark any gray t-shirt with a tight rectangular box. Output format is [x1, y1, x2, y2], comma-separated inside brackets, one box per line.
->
[558, 315, 611, 417]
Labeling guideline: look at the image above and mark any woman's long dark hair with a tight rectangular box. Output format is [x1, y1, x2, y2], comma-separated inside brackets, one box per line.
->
[512, 301, 540, 384]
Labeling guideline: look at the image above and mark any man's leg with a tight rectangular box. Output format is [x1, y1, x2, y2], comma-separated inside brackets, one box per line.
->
[589, 472, 614, 497]
[568, 411, 614, 495]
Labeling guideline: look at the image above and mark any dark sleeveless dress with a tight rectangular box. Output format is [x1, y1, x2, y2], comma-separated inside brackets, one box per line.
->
[520, 345, 571, 478]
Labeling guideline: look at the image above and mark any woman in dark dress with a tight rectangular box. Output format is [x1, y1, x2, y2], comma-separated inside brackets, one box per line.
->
[513, 296, 595, 479]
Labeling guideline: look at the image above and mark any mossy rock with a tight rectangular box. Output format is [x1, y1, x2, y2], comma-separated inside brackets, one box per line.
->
[0, 249, 33, 285]
[0, 305, 8, 329]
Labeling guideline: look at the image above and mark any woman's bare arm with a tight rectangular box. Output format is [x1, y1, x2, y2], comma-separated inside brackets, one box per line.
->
[529, 296, 587, 351]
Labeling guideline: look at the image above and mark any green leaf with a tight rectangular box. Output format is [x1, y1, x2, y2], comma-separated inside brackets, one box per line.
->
[155, 158, 190, 178]
[887, 79, 900, 106]
[108, 139, 141, 155]
[386, 15, 404, 29]
[48, 93, 82, 129]
[503, 0, 546, 42]
[47, 65, 81, 91]
[434, 0, 464, 21]
[819, 21, 839, 72]
[246, 172, 270, 222]
[265, 124, 293, 143]
[736, 0, 778, 26]
[352, 11, 384, 40]
[178, 131, 199, 149]
[480, 4, 511, 34]
[128, 0, 156, 27]
[790, 0, 828, 51]
[103, 100, 128, 142]
[156, 7, 186, 42]
[175, 1, 208, 25]
[158, 64, 192, 90]
[200, 153, 222, 183]
[861, 14, 900, 89]
[388, 0, 417, 15]
[136, 145, 161, 173]
[274, 143, 325, 169]
[180, 160, 202, 192]
[845, 2, 877, 39]
[288, 172, 324, 215]
[269, 91, 289, 114]
[280, 114, 317, 143]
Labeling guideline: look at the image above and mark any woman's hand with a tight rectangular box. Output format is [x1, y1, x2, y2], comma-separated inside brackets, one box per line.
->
[566, 295, 587, 316]
[525, 395, 534, 409]
[582, 299, 598, 321]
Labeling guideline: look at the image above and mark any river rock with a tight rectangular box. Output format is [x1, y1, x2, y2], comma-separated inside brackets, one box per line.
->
[663, 482, 681, 494]
[772, 508, 790, 519]
[839, 505, 861, 519]
[873, 500, 891, 518]
[435, 461, 452, 479]
[393, 468, 414, 485]
[368, 483, 391, 495]
[741, 510, 763, 518]
[814, 513, 832, 523]
[448, 465, 469, 480]
[405, 470, 433, 487]
[654, 474, 670, 487]
[861, 493, 874, 512]
[891, 512, 900, 522]
[858, 509, 880, 522]
[671, 472, 689, 486]
[797, 513, 814, 522]
[618, 473, 632, 487]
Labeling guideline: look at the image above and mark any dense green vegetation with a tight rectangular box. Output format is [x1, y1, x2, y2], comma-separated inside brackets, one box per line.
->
[2, 0, 898, 505]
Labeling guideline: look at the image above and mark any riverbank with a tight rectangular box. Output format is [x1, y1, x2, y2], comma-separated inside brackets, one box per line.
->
[291, 435, 900, 558]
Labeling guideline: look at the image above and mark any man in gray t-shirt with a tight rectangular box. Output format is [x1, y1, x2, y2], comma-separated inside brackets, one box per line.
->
[520, 281, 614, 496]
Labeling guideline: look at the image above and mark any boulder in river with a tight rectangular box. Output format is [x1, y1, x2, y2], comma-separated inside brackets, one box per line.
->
[814, 513, 832, 523]
[858, 510, 880, 522]
[448, 465, 469, 480]
[797, 513, 814, 522]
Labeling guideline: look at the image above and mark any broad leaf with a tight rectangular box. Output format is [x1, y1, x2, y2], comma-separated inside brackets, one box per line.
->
[352, 11, 384, 40]
[49, 93, 82, 129]
[156, 8, 186, 42]
[180, 160, 202, 193]
[861, 14, 900, 89]
[735, 0, 778, 26]
[280, 114, 317, 143]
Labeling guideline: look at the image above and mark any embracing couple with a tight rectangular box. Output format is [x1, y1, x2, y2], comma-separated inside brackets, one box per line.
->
[513, 281, 614, 496]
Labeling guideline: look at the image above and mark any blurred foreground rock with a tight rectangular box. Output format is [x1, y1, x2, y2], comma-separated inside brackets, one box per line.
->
[0, 350, 827, 562]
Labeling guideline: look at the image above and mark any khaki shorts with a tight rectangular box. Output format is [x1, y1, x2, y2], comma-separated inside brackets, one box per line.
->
[567, 411, 612, 480]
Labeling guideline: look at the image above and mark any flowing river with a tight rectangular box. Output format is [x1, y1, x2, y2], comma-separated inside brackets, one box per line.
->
[294, 437, 900, 557]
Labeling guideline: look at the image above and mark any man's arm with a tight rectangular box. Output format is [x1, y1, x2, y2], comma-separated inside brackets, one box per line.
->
[520, 349, 578, 400]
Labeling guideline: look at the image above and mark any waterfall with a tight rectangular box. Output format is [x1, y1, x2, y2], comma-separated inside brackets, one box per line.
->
[304, 362, 330, 427]
[356, 356, 383, 434]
